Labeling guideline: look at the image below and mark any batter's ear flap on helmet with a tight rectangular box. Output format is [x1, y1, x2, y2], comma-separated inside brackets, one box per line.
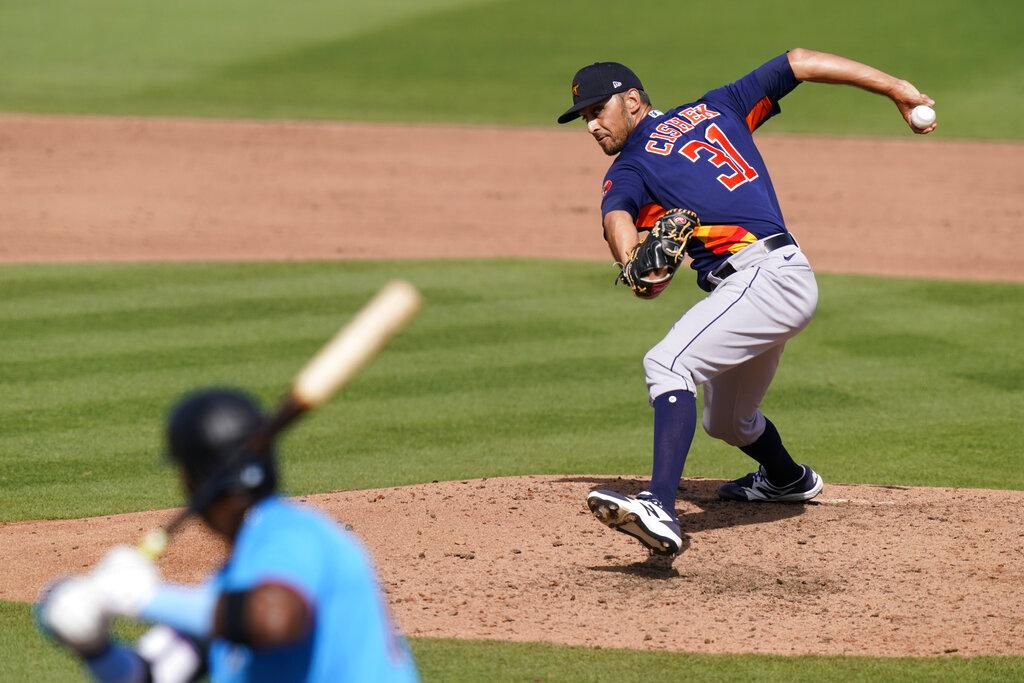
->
[233, 456, 277, 500]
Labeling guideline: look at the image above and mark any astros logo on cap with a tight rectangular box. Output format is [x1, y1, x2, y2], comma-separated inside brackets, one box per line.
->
[572, 82, 579, 97]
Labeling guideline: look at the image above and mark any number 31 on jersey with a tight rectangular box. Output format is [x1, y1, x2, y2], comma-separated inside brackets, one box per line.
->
[647, 122, 759, 192]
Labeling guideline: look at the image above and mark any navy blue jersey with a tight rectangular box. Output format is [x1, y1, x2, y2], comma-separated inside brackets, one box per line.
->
[601, 53, 800, 290]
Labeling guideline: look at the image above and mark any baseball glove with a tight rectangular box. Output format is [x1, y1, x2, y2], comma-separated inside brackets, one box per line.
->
[616, 208, 698, 299]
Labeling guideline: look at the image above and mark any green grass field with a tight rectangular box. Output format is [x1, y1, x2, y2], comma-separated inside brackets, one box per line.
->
[2, 261, 1022, 522]
[4, 601, 1023, 682]
[1, 0, 1022, 138]
[2, 0, 1022, 679]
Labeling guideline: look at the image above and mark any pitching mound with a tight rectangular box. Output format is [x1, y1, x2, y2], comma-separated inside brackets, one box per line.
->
[3, 476, 1023, 657]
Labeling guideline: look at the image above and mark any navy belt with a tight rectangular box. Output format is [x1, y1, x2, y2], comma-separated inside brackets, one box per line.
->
[709, 232, 798, 283]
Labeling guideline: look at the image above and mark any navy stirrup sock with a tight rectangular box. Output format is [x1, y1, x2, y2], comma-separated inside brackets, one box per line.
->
[739, 418, 803, 485]
[648, 390, 697, 515]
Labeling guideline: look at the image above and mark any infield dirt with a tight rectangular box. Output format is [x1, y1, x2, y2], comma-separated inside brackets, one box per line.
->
[1, 115, 1022, 657]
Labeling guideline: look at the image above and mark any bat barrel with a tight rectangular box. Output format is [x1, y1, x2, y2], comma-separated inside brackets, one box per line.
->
[292, 280, 423, 407]
[137, 279, 423, 560]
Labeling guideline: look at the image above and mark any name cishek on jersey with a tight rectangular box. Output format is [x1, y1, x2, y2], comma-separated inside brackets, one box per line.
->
[601, 53, 801, 291]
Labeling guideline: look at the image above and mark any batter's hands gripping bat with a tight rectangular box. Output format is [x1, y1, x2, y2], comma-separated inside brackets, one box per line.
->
[139, 279, 424, 559]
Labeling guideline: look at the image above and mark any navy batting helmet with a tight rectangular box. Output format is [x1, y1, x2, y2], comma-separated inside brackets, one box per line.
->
[166, 387, 277, 509]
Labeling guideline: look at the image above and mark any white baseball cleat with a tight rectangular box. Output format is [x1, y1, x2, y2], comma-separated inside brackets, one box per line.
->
[587, 489, 682, 555]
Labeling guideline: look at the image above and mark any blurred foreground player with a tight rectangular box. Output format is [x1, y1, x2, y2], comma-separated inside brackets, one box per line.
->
[37, 387, 419, 683]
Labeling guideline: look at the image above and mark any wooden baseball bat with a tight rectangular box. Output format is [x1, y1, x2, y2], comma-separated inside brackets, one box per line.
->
[139, 279, 423, 559]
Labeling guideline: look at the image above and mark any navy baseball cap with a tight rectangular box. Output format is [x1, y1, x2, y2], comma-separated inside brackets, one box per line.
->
[557, 62, 644, 124]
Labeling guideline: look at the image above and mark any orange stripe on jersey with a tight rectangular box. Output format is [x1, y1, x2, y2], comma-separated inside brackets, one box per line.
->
[745, 96, 774, 132]
[693, 224, 758, 255]
[635, 203, 667, 229]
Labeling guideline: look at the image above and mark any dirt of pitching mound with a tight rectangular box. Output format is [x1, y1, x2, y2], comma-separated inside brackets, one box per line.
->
[3, 476, 1023, 657]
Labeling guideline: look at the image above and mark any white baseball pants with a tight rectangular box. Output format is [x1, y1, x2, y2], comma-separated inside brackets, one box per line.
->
[643, 239, 818, 447]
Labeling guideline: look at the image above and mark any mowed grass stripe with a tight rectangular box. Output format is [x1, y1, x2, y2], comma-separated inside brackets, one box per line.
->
[2, 0, 1019, 138]
[2, 260, 1022, 523]
[0, 260, 661, 519]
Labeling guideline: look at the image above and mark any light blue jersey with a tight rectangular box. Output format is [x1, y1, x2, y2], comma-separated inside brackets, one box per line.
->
[206, 496, 419, 683]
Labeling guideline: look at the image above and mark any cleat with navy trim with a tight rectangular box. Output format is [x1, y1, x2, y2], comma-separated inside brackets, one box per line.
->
[717, 464, 823, 502]
[587, 489, 682, 555]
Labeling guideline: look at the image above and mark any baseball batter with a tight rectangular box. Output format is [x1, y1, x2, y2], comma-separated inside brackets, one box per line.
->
[36, 388, 420, 682]
[557, 48, 935, 555]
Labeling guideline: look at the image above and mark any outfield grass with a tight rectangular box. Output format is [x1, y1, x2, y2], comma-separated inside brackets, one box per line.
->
[4, 601, 1023, 682]
[2, 260, 1020, 522]
[1, 0, 1021, 139]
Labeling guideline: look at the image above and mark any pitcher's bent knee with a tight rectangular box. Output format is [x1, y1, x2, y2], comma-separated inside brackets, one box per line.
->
[702, 409, 764, 447]
[644, 350, 696, 405]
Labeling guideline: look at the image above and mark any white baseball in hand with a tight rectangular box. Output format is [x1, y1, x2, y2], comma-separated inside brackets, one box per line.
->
[910, 105, 936, 129]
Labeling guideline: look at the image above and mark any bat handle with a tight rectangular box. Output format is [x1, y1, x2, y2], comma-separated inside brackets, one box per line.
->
[255, 396, 307, 448]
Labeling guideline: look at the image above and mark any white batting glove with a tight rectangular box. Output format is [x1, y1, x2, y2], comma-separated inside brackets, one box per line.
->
[36, 576, 110, 656]
[137, 625, 204, 683]
[90, 544, 161, 617]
